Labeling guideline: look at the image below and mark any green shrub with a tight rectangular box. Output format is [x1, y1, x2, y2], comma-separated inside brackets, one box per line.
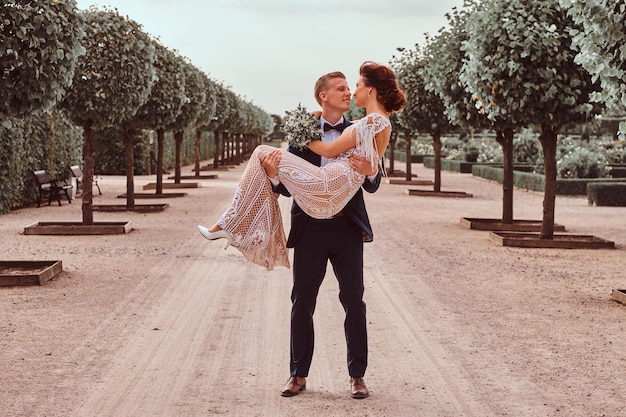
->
[587, 183, 626, 206]
[513, 128, 542, 164]
[557, 147, 609, 178]
[0, 110, 82, 213]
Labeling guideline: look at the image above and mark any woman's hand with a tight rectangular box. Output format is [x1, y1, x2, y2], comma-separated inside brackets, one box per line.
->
[260, 149, 282, 178]
[349, 154, 377, 176]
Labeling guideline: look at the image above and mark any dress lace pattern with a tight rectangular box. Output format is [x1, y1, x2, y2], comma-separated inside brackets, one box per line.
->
[217, 113, 390, 270]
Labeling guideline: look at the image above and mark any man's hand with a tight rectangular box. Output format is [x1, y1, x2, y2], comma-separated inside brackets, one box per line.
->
[349, 154, 378, 177]
[261, 149, 282, 178]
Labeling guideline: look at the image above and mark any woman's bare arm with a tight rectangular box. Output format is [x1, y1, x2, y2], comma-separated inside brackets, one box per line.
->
[306, 128, 357, 158]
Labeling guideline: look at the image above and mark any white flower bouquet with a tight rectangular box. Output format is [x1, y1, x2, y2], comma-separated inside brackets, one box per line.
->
[282, 104, 322, 150]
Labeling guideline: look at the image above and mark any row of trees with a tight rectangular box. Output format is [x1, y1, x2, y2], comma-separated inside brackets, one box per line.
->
[390, 0, 625, 239]
[2, 1, 273, 222]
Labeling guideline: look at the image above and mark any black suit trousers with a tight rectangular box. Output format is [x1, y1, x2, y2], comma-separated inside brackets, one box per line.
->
[289, 215, 367, 378]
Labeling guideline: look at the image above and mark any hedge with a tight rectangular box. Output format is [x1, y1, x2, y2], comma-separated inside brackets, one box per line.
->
[587, 183, 626, 206]
[0, 110, 82, 214]
[1, 114, 215, 214]
[472, 165, 626, 195]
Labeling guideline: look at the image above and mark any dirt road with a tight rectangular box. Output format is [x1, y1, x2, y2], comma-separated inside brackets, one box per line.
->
[1, 158, 625, 416]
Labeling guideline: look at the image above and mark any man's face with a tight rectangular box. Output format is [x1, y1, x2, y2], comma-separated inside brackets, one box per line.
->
[320, 77, 351, 112]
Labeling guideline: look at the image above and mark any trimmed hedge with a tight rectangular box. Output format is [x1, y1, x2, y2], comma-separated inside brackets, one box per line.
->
[423, 156, 479, 173]
[587, 183, 626, 206]
[388, 150, 433, 163]
[0, 110, 82, 214]
[472, 165, 626, 195]
[1, 113, 215, 214]
[94, 129, 215, 175]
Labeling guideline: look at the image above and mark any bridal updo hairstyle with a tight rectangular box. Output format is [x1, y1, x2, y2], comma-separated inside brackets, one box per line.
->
[359, 61, 406, 113]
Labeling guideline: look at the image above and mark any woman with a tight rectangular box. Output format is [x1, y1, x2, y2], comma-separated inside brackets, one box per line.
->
[198, 62, 406, 270]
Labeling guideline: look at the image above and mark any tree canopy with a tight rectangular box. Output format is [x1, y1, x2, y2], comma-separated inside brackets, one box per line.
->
[1, 0, 85, 120]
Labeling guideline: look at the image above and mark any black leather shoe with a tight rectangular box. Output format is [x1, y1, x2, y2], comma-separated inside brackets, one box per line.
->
[281, 376, 306, 397]
[350, 377, 369, 399]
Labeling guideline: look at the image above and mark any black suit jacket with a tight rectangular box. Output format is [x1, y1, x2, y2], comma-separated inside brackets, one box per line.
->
[274, 118, 381, 248]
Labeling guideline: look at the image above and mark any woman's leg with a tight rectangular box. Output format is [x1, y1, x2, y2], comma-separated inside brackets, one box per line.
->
[211, 145, 289, 270]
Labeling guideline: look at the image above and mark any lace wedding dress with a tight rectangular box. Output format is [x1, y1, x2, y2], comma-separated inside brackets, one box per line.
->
[216, 113, 390, 270]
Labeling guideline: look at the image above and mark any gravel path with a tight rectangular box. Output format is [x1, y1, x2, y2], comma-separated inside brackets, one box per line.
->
[1, 157, 625, 417]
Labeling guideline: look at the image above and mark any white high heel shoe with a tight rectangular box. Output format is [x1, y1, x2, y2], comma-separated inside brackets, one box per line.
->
[198, 225, 231, 249]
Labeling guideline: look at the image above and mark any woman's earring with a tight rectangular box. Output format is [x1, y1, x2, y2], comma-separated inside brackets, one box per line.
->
[367, 88, 372, 97]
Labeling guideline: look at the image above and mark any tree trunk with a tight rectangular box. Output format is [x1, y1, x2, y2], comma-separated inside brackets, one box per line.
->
[213, 130, 220, 169]
[235, 134, 241, 163]
[194, 129, 201, 177]
[221, 132, 228, 166]
[124, 128, 135, 210]
[496, 129, 515, 224]
[156, 128, 165, 195]
[405, 132, 412, 180]
[433, 131, 442, 192]
[388, 131, 397, 174]
[539, 123, 559, 239]
[174, 130, 183, 184]
[81, 121, 95, 225]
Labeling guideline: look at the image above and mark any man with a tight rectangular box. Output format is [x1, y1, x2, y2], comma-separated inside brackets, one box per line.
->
[261, 71, 380, 399]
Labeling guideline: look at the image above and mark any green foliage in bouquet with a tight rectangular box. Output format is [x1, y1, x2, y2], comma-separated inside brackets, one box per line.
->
[282, 104, 322, 150]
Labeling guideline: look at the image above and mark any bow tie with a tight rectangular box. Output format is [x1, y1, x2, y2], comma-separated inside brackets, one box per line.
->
[323, 122, 345, 132]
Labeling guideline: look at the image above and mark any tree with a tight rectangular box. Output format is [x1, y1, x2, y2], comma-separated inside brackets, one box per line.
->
[460, 0, 602, 238]
[193, 73, 217, 176]
[392, 45, 454, 188]
[426, 1, 517, 223]
[206, 83, 234, 169]
[61, 7, 156, 224]
[170, 58, 206, 183]
[132, 41, 185, 195]
[561, 0, 626, 138]
[1, 0, 85, 121]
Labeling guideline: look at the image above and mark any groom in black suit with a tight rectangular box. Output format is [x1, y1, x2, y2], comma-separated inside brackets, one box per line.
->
[262, 71, 380, 399]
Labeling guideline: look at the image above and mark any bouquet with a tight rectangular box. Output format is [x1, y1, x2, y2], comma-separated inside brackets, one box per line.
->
[281, 104, 322, 150]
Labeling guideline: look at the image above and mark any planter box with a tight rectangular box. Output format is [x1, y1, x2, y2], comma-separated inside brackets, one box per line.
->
[24, 221, 132, 235]
[386, 170, 417, 178]
[489, 232, 614, 249]
[93, 204, 168, 213]
[611, 289, 626, 306]
[194, 165, 231, 171]
[167, 175, 218, 180]
[386, 179, 434, 186]
[405, 189, 473, 198]
[142, 182, 199, 190]
[0, 260, 62, 286]
[460, 217, 566, 232]
[117, 193, 187, 199]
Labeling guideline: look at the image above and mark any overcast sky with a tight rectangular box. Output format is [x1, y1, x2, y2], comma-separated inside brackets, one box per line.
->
[75, 0, 464, 115]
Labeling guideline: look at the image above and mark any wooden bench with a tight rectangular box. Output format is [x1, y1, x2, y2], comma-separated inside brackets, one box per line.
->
[32, 170, 73, 207]
[69, 165, 102, 196]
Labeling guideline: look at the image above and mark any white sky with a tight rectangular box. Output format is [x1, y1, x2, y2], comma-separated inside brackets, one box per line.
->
[75, 0, 464, 115]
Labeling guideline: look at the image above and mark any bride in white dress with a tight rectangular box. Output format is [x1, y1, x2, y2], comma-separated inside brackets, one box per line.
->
[199, 62, 406, 270]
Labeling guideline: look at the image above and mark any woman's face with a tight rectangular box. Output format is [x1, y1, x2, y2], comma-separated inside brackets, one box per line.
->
[353, 76, 369, 108]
